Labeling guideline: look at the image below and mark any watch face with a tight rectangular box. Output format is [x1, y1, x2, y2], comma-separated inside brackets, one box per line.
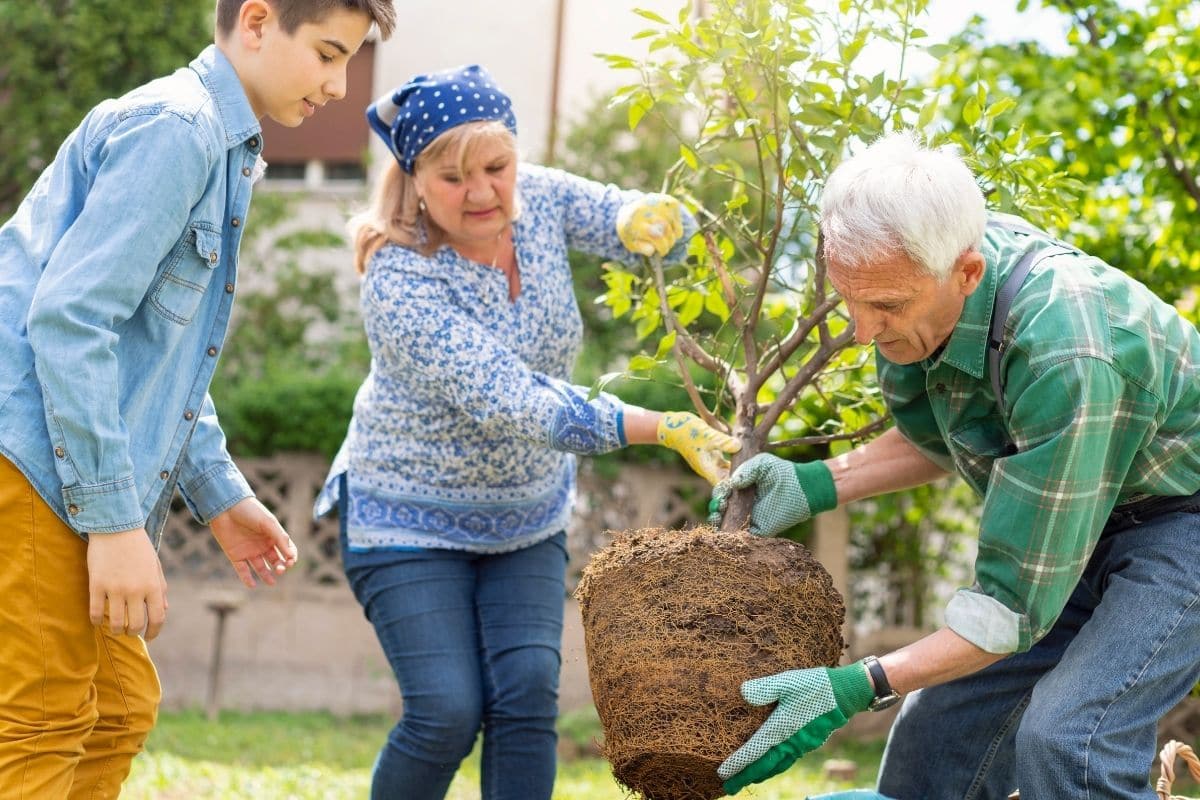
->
[869, 692, 901, 712]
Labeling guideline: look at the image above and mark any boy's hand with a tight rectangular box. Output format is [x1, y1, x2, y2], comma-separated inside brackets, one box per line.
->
[209, 497, 298, 588]
[86, 528, 168, 641]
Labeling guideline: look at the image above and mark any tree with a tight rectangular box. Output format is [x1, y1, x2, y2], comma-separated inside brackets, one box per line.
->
[0, 0, 212, 217]
[930, 0, 1200, 323]
[594, 0, 1076, 528]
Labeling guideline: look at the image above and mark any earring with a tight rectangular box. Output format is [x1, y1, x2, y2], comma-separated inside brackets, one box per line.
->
[417, 197, 426, 214]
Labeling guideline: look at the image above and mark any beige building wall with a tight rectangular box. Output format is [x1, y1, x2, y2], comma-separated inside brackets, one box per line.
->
[370, 0, 693, 169]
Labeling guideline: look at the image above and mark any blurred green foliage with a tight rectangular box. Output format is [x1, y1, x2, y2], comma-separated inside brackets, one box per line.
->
[0, 0, 213, 218]
[931, 0, 1200, 324]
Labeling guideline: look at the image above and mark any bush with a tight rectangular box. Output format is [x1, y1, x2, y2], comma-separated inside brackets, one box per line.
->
[213, 360, 364, 461]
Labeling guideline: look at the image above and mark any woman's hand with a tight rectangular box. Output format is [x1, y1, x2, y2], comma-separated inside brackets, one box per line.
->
[617, 193, 684, 257]
[656, 411, 741, 484]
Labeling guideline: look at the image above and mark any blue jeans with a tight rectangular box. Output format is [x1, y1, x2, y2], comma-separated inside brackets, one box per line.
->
[878, 492, 1200, 800]
[340, 515, 567, 800]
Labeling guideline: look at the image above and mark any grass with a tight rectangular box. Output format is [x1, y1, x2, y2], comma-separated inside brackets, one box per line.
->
[124, 708, 887, 799]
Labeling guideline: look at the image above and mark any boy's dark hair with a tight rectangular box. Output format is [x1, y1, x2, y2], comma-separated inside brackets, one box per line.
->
[216, 0, 396, 39]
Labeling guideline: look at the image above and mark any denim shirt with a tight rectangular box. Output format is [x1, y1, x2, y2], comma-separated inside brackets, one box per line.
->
[0, 45, 261, 540]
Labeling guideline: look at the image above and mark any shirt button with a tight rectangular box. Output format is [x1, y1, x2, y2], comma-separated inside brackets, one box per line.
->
[248, 137, 259, 149]
[935, 382, 947, 393]
[231, 217, 240, 227]
[208, 250, 219, 263]
[54, 446, 65, 458]
[225, 283, 235, 294]
[242, 166, 252, 177]
[160, 470, 170, 480]
[184, 410, 195, 421]
[207, 346, 218, 357]
[67, 504, 80, 516]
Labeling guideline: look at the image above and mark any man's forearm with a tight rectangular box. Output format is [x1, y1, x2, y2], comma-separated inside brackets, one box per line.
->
[876, 627, 1006, 696]
[825, 426, 950, 505]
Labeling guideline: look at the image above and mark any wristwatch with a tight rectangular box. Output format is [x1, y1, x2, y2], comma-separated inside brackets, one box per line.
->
[863, 655, 901, 711]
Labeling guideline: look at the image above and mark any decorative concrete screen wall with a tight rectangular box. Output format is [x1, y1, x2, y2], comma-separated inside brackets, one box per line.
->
[150, 455, 709, 715]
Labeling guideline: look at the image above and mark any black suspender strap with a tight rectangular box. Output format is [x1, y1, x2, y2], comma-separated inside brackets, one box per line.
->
[984, 218, 1076, 416]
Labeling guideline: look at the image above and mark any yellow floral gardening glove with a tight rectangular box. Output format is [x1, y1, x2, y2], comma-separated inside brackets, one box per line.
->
[617, 193, 684, 257]
[656, 411, 741, 485]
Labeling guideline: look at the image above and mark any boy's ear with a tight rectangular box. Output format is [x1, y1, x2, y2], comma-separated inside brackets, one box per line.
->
[237, 0, 273, 51]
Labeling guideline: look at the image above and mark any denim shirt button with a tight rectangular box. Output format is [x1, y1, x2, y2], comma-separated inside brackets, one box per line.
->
[183, 410, 194, 421]
[67, 504, 80, 516]
[242, 166, 252, 177]
[248, 137, 259, 149]
[54, 446, 65, 458]
[230, 217, 240, 227]
[208, 250, 218, 263]
[207, 346, 218, 357]
[159, 470, 170, 480]
[224, 283, 234, 294]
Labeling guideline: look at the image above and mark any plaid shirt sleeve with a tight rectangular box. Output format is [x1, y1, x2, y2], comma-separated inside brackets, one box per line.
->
[946, 355, 1151, 653]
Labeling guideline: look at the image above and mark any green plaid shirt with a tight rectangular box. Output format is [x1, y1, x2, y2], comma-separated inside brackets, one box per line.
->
[878, 215, 1200, 653]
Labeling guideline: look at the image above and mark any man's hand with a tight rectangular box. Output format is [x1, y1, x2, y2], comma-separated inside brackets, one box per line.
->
[86, 527, 168, 640]
[707, 453, 837, 536]
[656, 411, 742, 484]
[617, 193, 684, 257]
[719, 663, 874, 795]
[209, 497, 298, 588]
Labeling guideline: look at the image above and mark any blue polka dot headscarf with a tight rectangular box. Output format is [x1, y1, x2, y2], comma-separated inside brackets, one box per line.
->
[366, 64, 518, 174]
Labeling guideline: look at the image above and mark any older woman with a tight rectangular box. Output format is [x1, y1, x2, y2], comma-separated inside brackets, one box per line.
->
[315, 64, 737, 800]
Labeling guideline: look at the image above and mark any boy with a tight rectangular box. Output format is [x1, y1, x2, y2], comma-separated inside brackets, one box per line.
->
[0, 1, 395, 797]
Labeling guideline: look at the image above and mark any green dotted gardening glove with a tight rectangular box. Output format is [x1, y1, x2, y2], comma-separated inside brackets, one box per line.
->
[656, 412, 742, 485]
[718, 662, 874, 795]
[707, 453, 837, 536]
[617, 193, 684, 257]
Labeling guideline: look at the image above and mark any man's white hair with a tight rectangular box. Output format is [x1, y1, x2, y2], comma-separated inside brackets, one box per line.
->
[820, 131, 986, 281]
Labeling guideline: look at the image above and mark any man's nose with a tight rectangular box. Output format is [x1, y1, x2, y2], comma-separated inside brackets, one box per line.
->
[851, 310, 883, 345]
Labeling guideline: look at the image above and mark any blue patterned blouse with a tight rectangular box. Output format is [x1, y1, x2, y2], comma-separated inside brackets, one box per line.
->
[315, 164, 691, 553]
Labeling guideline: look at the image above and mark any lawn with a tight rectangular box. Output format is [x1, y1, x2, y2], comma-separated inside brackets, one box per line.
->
[124, 707, 887, 799]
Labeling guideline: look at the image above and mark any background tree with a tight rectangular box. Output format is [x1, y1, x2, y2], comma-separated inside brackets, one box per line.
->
[0, 0, 211, 217]
[931, 0, 1199, 323]
[596, 0, 1077, 528]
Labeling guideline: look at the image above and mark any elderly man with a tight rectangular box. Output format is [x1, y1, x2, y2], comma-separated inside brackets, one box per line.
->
[709, 132, 1200, 799]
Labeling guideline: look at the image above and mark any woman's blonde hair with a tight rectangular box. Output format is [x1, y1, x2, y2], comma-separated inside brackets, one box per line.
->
[350, 120, 519, 274]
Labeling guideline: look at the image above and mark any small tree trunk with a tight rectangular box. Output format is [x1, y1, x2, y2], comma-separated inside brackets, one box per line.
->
[720, 488, 755, 532]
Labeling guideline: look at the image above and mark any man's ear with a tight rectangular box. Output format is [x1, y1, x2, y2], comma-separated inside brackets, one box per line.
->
[955, 250, 986, 297]
[237, 0, 273, 51]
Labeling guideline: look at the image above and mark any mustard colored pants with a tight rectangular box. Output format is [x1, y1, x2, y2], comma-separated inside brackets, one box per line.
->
[0, 455, 161, 799]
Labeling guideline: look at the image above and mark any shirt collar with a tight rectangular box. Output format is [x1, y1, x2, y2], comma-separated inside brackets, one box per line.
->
[923, 232, 1002, 379]
[189, 45, 262, 149]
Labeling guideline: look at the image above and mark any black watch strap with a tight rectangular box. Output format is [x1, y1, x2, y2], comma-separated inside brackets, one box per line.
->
[863, 655, 901, 711]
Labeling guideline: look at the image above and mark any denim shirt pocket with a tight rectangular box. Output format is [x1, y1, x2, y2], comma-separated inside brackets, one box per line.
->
[149, 222, 221, 324]
[948, 416, 1014, 496]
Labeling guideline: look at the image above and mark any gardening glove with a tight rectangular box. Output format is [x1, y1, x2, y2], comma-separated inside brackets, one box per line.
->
[707, 453, 836, 536]
[617, 193, 684, 257]
[656, 411, 742, 485]
[719, 662, 874, 795]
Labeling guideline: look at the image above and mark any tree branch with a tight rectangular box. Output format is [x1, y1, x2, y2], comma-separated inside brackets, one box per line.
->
[648, 255, 727, 377]
[765, 415, 890, 449]
[755, 326, 857, 436]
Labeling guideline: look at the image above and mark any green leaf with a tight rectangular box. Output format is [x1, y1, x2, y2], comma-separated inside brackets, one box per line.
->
[962, 97, 981, 126]
[628, 354, 661, 371]
[587, 372, 622, 401]
[632, 8, 670, 25]
[679, 144, 699, 170]
[654, 330, 678, 359]
[628, 93, 653, 130]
